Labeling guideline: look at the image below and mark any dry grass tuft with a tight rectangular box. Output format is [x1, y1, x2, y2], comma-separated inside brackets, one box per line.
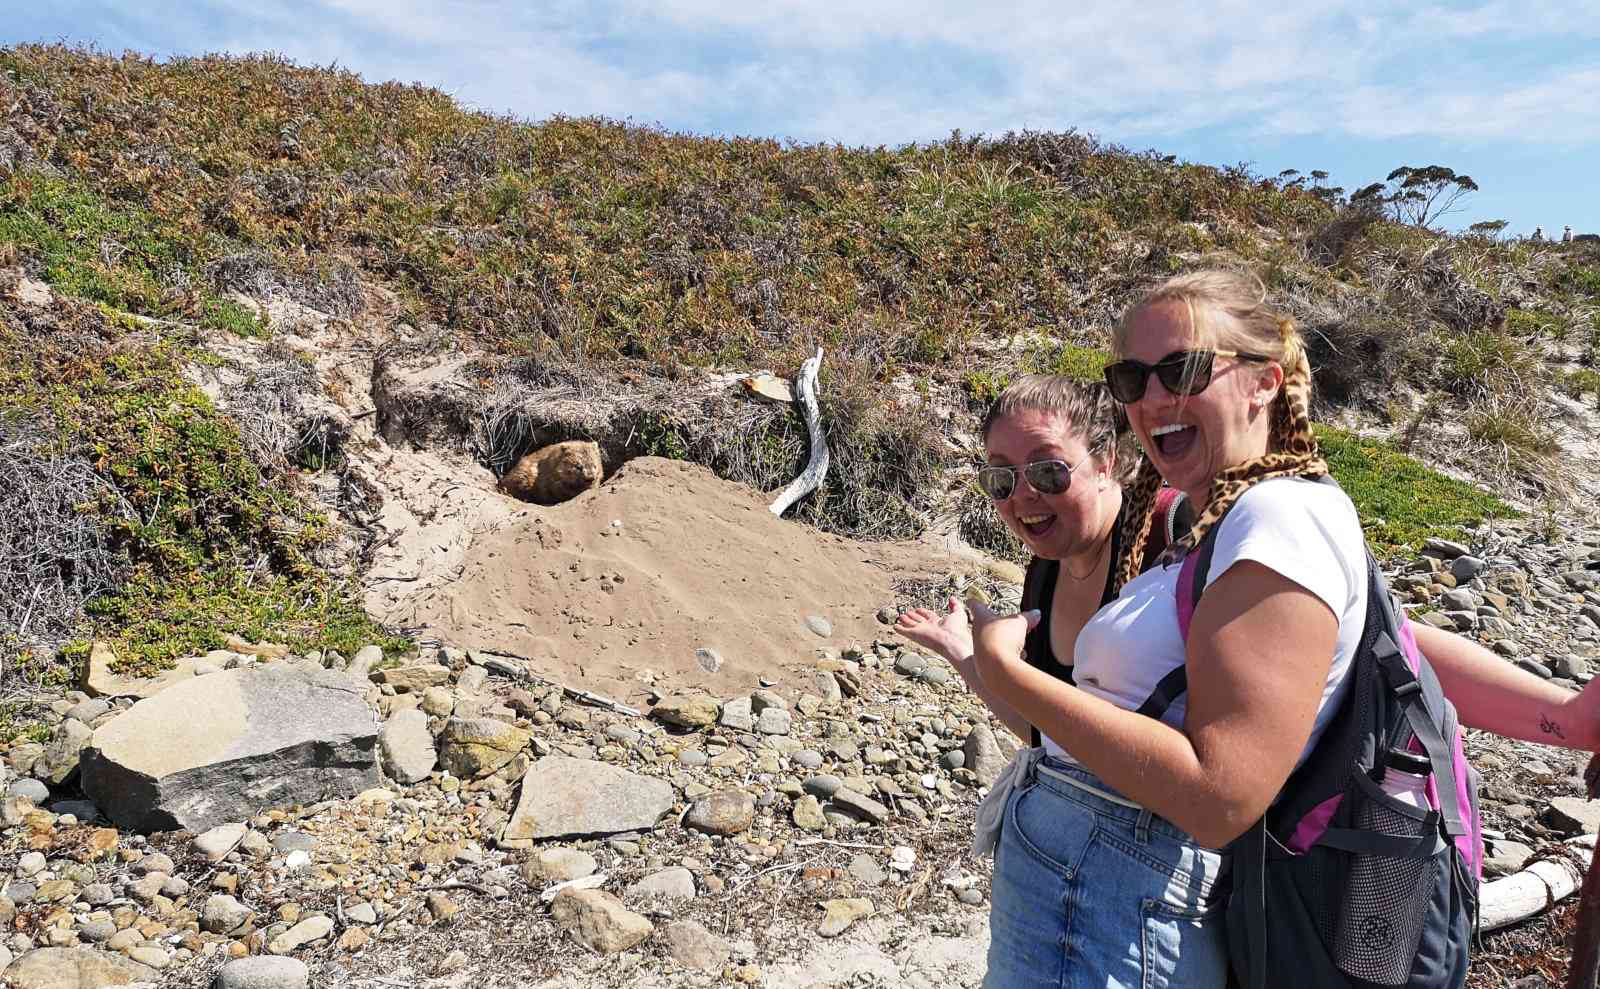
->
[0, 414, 130, 663]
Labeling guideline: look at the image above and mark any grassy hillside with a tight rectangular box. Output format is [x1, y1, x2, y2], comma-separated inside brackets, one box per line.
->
[2, 44, 1596, 679]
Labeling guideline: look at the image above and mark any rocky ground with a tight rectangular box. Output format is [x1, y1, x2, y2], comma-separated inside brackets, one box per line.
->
[2, 513, 1599, 989]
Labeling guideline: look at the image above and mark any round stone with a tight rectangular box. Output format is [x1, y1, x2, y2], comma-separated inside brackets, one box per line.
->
[78, 918, 118, 943]
[135, 853, 175, 875]
[894, 653, 929, 676]
[606, 725, 641, 745]
[685, 791, 756, 836]
[214, 955, 311, 989]
[270, 832, 316, 854]
[802, 774, 843, 799]
[7, 779, 49, 804]
[791, 750, 824, 770]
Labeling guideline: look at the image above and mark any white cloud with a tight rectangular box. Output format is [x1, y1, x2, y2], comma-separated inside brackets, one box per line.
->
[12, 0, 1600, 149]
[1328, 67, 1600, 144]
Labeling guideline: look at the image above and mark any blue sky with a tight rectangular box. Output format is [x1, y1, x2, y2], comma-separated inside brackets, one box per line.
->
[8, 1, 1599, 234]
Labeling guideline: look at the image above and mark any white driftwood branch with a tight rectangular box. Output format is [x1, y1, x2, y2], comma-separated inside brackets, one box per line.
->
[1481, 834, 1596, 932]
[769, 347, 830, 517]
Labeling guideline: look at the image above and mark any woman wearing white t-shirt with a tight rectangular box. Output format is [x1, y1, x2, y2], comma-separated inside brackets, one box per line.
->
[933, 271, 1600, 988]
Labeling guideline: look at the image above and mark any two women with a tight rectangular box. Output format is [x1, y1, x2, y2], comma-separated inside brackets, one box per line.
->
[901, 270, 1600, 987]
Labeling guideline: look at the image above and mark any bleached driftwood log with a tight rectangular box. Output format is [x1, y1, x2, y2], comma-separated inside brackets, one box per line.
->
[1481, 834, 1596, 933]
[769, 348, 830, 517]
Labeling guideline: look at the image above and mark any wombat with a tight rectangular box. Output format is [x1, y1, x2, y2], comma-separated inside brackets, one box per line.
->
[498, 440, 603, 505]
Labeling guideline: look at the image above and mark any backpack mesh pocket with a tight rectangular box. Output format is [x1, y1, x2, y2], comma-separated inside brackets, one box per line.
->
[1331, 790, 1438, 986]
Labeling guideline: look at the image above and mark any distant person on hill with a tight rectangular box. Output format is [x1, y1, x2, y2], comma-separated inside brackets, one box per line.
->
[899, 284, 1600, 988]
[1564, 225, 1574, 243]
[1532, 226, 1545, 241]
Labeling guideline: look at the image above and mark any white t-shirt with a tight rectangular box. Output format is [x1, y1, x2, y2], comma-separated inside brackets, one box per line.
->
[1045, 477, 1367, 769]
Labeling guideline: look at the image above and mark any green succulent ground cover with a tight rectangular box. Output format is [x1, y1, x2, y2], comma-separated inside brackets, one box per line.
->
[0, 310, 403, 678]
[1316, 426, 1517, 552]
[3, 44, 1593, 676]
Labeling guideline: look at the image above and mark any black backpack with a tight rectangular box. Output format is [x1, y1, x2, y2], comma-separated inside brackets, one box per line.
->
[1152, 476, 1482, 988]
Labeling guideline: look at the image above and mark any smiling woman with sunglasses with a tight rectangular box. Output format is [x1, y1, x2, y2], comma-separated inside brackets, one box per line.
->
[905, 379, 1125, 734]
[899, 375, 1193, 745]
[897, 270, 1600, 989]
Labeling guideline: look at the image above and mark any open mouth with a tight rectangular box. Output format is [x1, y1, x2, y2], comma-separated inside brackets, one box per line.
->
[1151, 423, 1197, 459]
[1017, 512, 1056, 539]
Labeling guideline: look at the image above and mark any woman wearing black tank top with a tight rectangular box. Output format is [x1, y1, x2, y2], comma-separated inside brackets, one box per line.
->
[897, 375, 1182, 741]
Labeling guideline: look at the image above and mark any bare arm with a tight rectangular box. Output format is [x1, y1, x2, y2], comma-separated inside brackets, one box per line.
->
[896, 599, 1032, 742]
[971, 561, 1336, 848]
[951, 654, 1034, 744]
[1414, 623, 1600, 751]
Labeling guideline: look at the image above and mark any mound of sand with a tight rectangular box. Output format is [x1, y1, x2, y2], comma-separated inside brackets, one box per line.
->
[368, 457, 970, 705]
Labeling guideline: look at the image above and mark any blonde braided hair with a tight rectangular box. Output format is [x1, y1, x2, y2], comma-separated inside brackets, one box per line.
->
[1110, 271, 1328, 592]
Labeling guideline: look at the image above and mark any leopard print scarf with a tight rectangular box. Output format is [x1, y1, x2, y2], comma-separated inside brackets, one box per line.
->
[1111, 350, 1328, 594]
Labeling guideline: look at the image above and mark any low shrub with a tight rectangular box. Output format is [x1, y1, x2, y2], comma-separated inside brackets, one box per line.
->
[0, 311, 402, 675]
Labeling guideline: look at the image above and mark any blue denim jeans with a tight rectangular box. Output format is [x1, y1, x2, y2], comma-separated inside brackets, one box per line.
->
[985, 756, 1230, 989]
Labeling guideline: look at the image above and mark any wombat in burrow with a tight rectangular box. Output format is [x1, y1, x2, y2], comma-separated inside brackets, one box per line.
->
[498, 440, 603, 505]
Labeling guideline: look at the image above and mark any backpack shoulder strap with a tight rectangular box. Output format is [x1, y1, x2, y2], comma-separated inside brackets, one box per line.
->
[1021, 556, 1058, 673]
[1366, 553, 1468, 839]
[1143, 487, 1183, 569]
[1133, 518, 1223, 720]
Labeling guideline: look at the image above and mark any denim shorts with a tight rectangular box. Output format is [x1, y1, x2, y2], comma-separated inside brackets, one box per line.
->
[985, 756, 1230, 989]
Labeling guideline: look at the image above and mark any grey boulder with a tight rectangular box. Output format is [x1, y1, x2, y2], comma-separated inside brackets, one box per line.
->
[3, 947, 157, 988]
[80, 665, 378, 833]
[503, 756, 674, 843]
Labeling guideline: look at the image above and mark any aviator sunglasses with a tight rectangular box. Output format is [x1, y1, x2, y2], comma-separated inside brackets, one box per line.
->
[1102, 349, 1271, 404]
[977, 454, 1090, 501]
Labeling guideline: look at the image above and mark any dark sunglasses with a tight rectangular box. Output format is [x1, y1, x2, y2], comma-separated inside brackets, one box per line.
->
[1102, 349, 1271, 404]
[977, 457, 1085, 501]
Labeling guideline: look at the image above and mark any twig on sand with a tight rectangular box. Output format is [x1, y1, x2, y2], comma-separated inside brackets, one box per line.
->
[460, 644, 644, 717]
[793, 837, 889, 851]
[898, 866, 933, 913]
[427, 880, 501, 898]
[561, 685, 642, 718]
[730, 861, 807, 890]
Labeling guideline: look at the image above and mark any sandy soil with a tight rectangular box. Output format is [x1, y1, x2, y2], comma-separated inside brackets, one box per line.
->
[367, 455, 972, 706]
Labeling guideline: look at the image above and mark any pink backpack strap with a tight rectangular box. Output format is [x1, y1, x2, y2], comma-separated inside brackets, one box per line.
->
[1174, 505, 1222, 643]
[1137, 510, 1218, 721]
[1176, 545, 1201, 642]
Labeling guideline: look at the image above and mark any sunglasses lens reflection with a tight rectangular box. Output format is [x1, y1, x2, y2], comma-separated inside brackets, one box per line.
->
[1104, 363, 1145, 402]
[978, 467, 1014, 500]
[1025, 461, 1072, 494]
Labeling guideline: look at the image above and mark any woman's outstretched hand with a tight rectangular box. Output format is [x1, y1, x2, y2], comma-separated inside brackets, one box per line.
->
[968, 601, 1040, 699]
[894, 597, 975, 666]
